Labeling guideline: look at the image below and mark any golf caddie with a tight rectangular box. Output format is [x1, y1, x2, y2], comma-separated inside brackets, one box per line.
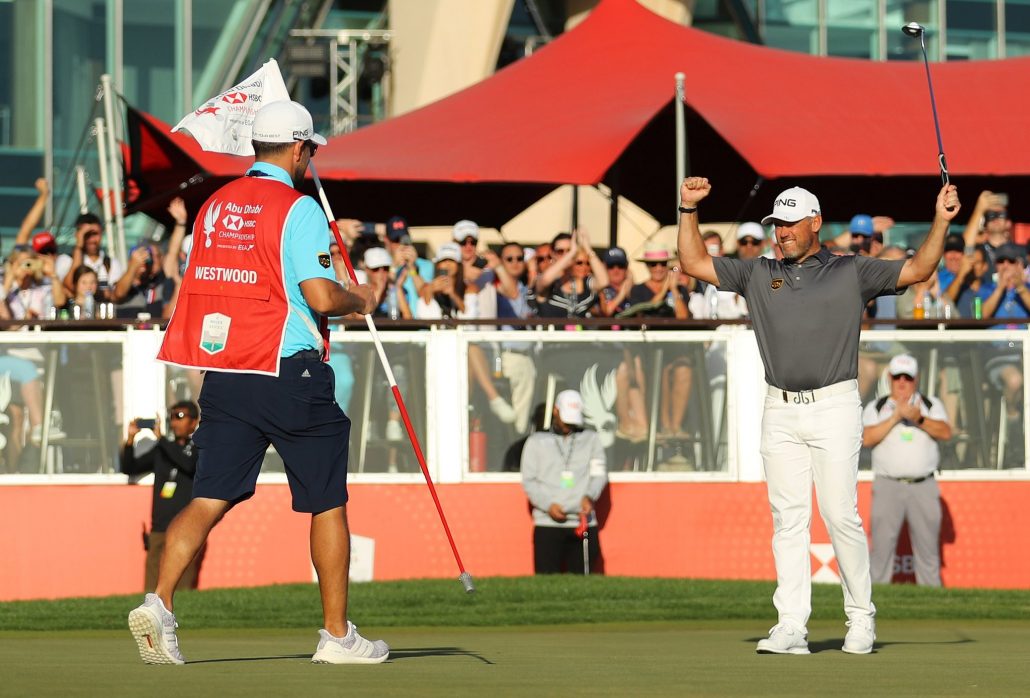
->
[128, 100, 387, 665]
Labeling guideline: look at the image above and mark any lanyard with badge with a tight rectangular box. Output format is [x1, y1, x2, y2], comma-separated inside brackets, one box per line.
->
[555, 432, 577, 488]
[159, 440, 193, 499]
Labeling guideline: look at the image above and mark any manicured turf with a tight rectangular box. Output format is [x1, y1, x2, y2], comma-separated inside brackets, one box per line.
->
[2, 578, 1029, 696]
[2, 621, 1029, 697]
[3, 577, 1030, 631]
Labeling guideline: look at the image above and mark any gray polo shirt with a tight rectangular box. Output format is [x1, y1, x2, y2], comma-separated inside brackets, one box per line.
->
[713, 249, 905, 391]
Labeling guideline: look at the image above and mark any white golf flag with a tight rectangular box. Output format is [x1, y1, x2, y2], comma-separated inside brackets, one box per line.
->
[172, 58, 290, 156]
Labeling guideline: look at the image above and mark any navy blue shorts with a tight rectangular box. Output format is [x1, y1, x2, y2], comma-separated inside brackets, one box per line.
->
[192, 351, 351, 513]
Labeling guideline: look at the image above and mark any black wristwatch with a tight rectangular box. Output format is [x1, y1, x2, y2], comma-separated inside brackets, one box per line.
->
[678, 206, 697, 214]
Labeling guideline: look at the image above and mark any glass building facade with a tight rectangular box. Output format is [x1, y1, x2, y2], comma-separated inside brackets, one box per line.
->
[1, 0, 1027, 243]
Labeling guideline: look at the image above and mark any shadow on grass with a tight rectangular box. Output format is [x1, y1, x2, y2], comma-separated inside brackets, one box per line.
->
[187, 647, 493, 665]
[388, 647, 494, 664]
[744, 637, 975, 654]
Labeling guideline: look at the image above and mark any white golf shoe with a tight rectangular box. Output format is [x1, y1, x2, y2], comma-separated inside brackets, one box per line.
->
[311, 622, 389, 664]
[756, 623, 810, 655]
[842, 615, 876, 654]
[128, 593, 185, 665]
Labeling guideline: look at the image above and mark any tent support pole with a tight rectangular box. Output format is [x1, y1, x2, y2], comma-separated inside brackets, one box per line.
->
[608, 169, 619, 249]
[571, 185, 579, 231]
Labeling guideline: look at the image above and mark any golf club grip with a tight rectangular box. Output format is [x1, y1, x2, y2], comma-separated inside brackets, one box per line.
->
[939, 153, 956, 211]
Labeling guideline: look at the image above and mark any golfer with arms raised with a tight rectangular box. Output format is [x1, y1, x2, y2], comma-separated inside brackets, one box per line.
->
[677, 177, 959, 654]
[128, 101, 386, 665]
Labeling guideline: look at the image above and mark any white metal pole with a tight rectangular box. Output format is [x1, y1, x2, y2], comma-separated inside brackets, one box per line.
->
[675, 72, 686, 214]
[101, 74, 127, 265]
[75, 166, 89, 214]
[94, 118, 115, 242]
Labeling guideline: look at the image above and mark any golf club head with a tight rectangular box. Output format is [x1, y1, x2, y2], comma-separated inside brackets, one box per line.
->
[902, 22, 925, 38]
[459, 571, 476, 594]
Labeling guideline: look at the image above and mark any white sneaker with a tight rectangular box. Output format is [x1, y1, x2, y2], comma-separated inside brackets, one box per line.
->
[842, 615, 876, 654]
[756, 623, 810, 655]
[128, 593, 185, 665]
[385, 419, 403, 442]
[488, 396, 517, 424]
[311, 622, 389, 664]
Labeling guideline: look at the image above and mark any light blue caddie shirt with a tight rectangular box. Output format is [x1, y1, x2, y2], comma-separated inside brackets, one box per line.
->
[246, 162, 337, 356]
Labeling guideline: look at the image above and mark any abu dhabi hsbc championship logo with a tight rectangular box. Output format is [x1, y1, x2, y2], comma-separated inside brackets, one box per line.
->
[221, 92, 248, 104]
[203, 201, 221, 248]
[221, 213, 244, 231]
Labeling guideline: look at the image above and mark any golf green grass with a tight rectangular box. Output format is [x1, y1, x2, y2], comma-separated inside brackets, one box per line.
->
[2, 578, 1029, 697]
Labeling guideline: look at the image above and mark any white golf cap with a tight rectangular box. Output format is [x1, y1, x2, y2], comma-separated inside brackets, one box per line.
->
[554, 389, 584, 426]
[761, 187, 821, 225]
[433, 241, 462, 263]
[252, 100, 327, 146]
[363, 246, 392, 270]
[888, 354, 918, 377]
[736, 222, 766, 241]
[452, 219, 480, 242]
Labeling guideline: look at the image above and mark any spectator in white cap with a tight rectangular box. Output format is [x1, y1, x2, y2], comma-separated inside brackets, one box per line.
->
[361, 247, 411, 320]
[452, 220, 485, 277]
[862, 353, 950, 587]
[734, 222, 767, 261]
[520, 389, 608, 574]
[677, 175, 960, 655]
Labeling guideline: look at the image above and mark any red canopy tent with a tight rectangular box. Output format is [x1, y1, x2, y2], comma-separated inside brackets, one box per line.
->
[127, 0, 1030, 226]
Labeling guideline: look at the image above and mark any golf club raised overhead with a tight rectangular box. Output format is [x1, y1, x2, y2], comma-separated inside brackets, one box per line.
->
[902, 22, 925, 38]
[902, 22, 951, 190]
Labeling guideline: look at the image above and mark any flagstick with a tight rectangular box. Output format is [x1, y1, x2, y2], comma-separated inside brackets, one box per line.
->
[307, 161, 475, 594]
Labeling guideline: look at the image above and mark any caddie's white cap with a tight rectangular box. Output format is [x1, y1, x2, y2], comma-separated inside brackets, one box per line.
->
[363, 246, 392, 270]
[888, 354, 918, 377]
[736, 222, 766, 241]
[452, 219, 480, 242]
[252, 101, 327, 146]
[554, 389, 584, 426]
[761, 187, 821, 225]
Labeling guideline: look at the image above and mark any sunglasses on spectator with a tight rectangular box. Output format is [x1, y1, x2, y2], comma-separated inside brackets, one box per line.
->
[536, 254, 553, 262]
[460, 238, 477, 247]
[573, 259, 591, 266]
[503, 255, 524, 263]
[984, 211, 1007, 221]
[367, 266, 390, 272]
[607, 263, 627, 269]
[738, 238, 762, 247]
[170, 411, 194, 419]
[891, 374, 915, 382]
[554, 247, 571, 255]
[645, 261, 667, 267]
[996, 257, 1021, 264]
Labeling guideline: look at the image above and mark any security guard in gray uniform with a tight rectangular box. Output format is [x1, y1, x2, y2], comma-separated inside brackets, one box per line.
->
[677, 176, 960, 656]
[862, 354, 951, 587]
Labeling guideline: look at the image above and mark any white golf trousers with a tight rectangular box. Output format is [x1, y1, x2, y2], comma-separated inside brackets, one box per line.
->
[760, 381, 875, 631]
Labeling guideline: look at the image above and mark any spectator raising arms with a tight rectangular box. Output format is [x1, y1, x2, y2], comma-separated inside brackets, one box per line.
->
[534, 229, 608, 319]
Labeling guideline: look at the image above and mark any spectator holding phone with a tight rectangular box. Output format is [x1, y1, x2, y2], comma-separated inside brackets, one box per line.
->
[121, 401, 202, 592]
[383, 216, 433, 310]
[112, 242, 176, 319]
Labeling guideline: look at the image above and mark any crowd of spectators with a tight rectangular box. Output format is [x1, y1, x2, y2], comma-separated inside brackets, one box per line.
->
[1, 178, 1027, 472]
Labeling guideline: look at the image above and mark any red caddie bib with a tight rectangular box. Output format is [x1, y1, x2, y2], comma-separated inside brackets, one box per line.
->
[158, 175, 328, 376]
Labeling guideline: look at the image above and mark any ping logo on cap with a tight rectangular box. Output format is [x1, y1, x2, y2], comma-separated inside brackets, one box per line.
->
[776, 198, 797, 207]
